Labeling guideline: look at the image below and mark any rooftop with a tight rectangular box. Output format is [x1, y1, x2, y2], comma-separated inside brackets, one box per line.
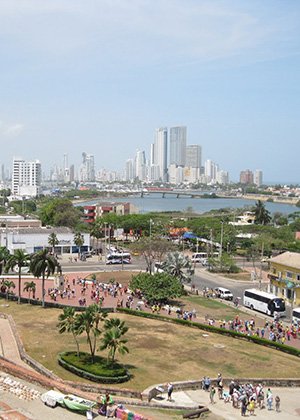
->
[270, 251, 300, 270]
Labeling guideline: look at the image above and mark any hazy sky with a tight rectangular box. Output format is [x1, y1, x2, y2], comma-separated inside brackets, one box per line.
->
[1, 0, 300, 182]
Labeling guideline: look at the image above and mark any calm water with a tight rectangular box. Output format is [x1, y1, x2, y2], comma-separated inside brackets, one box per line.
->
[78, 194, 297, 215]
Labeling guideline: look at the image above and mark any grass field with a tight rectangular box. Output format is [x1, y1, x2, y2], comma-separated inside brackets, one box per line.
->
[1, 298, 299, 393]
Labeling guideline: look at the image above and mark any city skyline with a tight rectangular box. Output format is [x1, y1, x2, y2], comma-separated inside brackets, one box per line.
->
[0, 1, 300, 183]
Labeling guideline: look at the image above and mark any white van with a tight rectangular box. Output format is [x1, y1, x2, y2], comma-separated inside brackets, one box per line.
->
[215, 287, 233, 301]
[191, 252, 208, 264]
[292, 307, 300, 326]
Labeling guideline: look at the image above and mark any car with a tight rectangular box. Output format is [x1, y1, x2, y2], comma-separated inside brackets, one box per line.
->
[81, 252, 92, 258]
[214, 287, 233, 301]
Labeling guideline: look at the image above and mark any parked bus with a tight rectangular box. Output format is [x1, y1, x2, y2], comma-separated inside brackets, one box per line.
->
[106, 252, 131, 265]
[243, 289, 286, 317]
[292, 307, 300, 326]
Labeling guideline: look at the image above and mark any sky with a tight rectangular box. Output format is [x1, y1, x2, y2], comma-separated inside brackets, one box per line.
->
[0, 0, 300, 183]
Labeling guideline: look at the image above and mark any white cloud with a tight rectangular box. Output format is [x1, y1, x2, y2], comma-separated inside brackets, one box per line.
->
[0, 121, 24, 137]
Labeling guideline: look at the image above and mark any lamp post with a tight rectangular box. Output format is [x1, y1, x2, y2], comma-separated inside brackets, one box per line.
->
[149, 219, 153, 238]
[104, 222, 107, 264]
[219, 221, 224, 260]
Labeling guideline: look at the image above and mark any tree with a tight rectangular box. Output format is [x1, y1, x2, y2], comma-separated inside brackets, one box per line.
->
[0, 247, 10, 275]
[1, 279, 15, 299]
[23, 281, 36, 304]
[57, 307, 81, 357]
[162, 251, 194, 283]
[131, 237, 174, 274]
[74, 232, 84, 257]
[130, 272, 183, 305]
[5, 249, 31, 304]
[48, 232, 59, 255]
[30, 249, 61, 307]
[75, 304, 107, 362]
[99, 324, 129, 364]
[254, 200, 271, 225]
[39, 197, 83, 229]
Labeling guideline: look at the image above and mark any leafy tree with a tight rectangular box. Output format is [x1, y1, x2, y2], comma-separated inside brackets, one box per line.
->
[57, 307, 81, 357]
[99, 325, 129, 365]
[162, 251, 194, 283]
[74, 232, 84, 256]
[23, 281, 36, 304]
[0, 247, 10, 275]
[254, 200, 271, 225]
[48, 232, 59, 254]
[130, 272, 183, 304]
[39, 198, 83, 228]
[30, 250, 61, 307]
[5, 249, 31, 304]
[208, 253, 239, 273]
[75, 304, 107, 362]
[131, 237, 174, 273]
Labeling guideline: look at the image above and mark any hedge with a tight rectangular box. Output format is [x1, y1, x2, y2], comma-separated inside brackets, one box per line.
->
[58, 352, 130, 384]
[117, 308, 300, 358]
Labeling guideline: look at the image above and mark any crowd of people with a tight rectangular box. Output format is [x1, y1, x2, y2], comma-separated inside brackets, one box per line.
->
[203, 374, 281, 416]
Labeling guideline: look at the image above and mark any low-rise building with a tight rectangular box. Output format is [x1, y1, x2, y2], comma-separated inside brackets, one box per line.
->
[268, 251, 300, 305]
[83, 202, 137, 224]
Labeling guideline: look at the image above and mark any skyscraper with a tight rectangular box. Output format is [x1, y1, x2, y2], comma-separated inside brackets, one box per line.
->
[135, 150, 146, 181]
[254, 170, 263, 187]
[186, 145, 202, 169]
[80, 152, 95, 182]
[125, 159, 135, 181]
[240, 169, 254, 185]
[169, 126, 187, 167]
[153, 127, 168, 181]
[12, 157, 41, 197]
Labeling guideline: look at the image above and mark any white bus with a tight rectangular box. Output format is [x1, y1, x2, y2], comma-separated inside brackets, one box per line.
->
[243, 289, 286, 317]
[106, 252, 131, 265]
[292, 307, 300, 326]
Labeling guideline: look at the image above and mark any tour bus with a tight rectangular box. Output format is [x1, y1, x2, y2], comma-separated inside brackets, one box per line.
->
[243, 289, 286, 317]
[191, 252, 208, 264]
[106, 252, 131, 265]
[292, 307, 300, 326]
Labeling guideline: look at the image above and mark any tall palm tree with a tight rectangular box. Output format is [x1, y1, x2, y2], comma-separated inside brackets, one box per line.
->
[0, 246, 10, 275]
[48, 232, 59, 255]
[30, 249, 61, 307]
[5, 249, 31, 304]
[162, 251, 194, 283]
[57, 307, 80, 357]
[99, 326, 129, 365]
[254, 200, 271, 225]
[23, 281, 36, 304]
[74, 232, 84, 257]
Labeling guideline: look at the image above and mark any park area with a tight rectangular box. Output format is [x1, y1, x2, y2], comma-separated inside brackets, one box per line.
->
[0, 292, 299, 392]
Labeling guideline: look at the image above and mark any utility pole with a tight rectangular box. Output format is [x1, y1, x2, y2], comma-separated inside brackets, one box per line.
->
[104, 222, 107, 264]
[219, 221, 224, 260]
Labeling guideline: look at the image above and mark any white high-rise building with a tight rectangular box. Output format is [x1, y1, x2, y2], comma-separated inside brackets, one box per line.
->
[12, 157, 42, 197]
[254, 170, 263, 187]
[186, 145, 202, 169]
[153, 127, 168, 181]
[170, 126, 187, 167]
[204, 159, 218, 183]
[125, 159, 135, 181]
[80, 152, 95, 182]
[216, 170, 229, 185]
[135, 150, 146, 181]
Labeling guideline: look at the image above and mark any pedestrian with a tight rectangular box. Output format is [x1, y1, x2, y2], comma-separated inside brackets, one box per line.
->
[241, 395, 248, 416]
[267, 389, 273, 411]
[209, 386, 216, 404]
[167, 382, 173, 401]
[275, 395, 280, 412]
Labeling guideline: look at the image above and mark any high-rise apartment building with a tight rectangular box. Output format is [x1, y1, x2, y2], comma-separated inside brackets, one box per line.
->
[240, 169, 254, 185]
[135, 150, 146, 181]
[125, 159, 135, 182]
[169, 126, 187, 167]
[186, 145, 202, 169]
[153, 127, 168, 181]
[12, 157, 41, 197]
[80, 152, 95, 182]
[254, 170, 263, 187]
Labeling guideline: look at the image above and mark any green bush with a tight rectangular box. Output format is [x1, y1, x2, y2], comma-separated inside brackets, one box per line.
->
[58, 352, 130, 383]
[117, 308, 300, 358]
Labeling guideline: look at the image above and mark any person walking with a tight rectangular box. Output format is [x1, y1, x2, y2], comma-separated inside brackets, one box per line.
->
[209, 386, 216, 404]
[275, 395, 280, 412]
[267, 389, 273, 411]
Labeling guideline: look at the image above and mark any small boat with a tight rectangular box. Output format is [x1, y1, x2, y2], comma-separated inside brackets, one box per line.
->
[62, 394, 96, 412]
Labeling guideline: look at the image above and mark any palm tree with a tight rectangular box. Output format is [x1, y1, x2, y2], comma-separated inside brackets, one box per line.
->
[1, 279, 15, 300]
[162, 251, 194, 283]
[104, 317, 128, 334]
[30, 249, 61, 307]
[74, 232, 84, 257]
[0, 247, 10, 275]
[57, 307, 81, 357]
[48, 232, 59, 255]
[254, 200, 271, 225]
[99, 326, 129, 365]
[23, 281, 36, 304]
[75, 304, 107, 362]
[5, 249, 31, 304]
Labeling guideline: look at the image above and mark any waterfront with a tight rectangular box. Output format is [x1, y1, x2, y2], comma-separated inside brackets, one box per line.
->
[77, 194, 297, 215]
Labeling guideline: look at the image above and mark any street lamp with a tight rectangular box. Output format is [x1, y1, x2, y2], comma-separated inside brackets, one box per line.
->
[219, 221, 224, 260]
[104, 222, 107, 264]
[149, 219, 153, 238]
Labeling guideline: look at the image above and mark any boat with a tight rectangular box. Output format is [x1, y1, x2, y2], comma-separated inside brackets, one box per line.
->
[62, 394, 96, 412]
